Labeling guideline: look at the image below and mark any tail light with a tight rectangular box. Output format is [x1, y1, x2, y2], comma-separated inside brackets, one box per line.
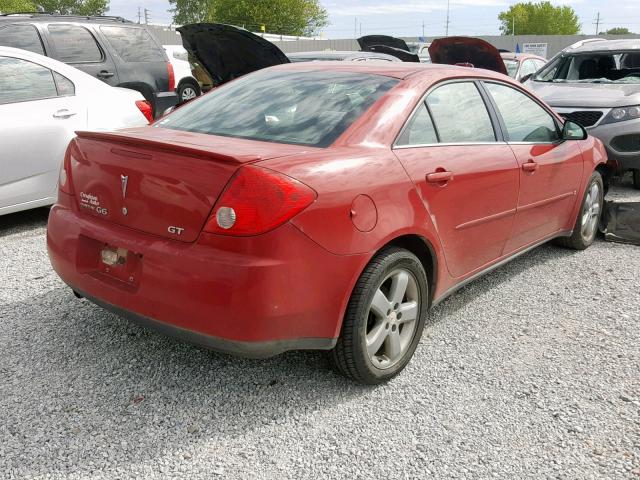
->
[167, 62, 175, 91]
[135, 100, 154, 124]
[58, 142, 75, 195]
[204, 165, 316, 236]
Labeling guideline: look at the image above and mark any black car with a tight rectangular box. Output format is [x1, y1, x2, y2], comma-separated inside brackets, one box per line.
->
[0, 13, 177, 117]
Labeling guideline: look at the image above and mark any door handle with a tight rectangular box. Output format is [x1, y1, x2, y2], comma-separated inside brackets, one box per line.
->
[522, 160, 538, 172]
[426, 170, 453, 183]
[52, 109, 77, 119]
[97, 70, 114, 79]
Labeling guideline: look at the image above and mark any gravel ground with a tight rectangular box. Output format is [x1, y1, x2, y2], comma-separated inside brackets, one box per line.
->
[1, 182, 639, 480]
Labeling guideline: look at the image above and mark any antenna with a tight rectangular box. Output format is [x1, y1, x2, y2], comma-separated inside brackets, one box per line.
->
[445, 0, 450, 37]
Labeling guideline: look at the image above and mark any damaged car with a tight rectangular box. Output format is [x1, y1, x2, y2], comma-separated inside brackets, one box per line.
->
[526, 39, 640, 189]
[48, 58, 609, 384]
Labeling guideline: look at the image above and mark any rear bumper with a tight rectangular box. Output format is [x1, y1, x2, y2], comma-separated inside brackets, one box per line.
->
[152, 91, 178, 118]
[47, 201, 367, 357]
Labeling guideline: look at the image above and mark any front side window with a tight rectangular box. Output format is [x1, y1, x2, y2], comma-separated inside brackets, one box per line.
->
[485, 82, 559, 143]
[0, 56, 58, 104]
[48, 24, 102, 63]
[101, 26, 165, 62]
[426, 82, 495, 143]
[0, 24, 45, 55]
[157, 70, 398, 147]
[396, 103, 438, 146]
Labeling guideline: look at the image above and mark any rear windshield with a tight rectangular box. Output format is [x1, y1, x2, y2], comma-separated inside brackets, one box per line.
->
[156, 70, 398, 147]
[100, 26, 165, 62]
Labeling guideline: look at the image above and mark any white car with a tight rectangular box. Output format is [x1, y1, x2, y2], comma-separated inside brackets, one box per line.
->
[163, 45, 201, 103]
[0, 47, 150, 216]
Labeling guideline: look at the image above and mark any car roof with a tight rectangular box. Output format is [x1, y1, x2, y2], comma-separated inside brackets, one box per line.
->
[287, 51, 397, 60]
[570, 39, 640, 53]
[263, 60, 512, 81]
[0, 13, 135, 24]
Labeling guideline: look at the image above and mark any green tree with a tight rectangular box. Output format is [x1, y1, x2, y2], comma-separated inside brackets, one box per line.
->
[604, 27, 632, 35]
[36, 0, 108, 15]
[170, 0, 329, 37]
[0, 0, 37, 13]
[498, 1, 580, 35]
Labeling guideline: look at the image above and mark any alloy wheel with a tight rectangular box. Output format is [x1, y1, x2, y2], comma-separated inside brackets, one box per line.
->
[365, 268, 420, 369]
[181, 86, 197, 101]
[581, 181, 601, 241]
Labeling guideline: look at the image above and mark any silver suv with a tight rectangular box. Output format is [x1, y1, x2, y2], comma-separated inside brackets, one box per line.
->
[526, 39, 640, 189]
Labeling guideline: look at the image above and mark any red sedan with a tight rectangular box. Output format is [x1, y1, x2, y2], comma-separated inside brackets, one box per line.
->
[48, 62, 608, 384]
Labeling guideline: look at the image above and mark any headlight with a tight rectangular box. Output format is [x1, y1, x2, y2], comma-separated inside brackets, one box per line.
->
[601, 105, 640, 125]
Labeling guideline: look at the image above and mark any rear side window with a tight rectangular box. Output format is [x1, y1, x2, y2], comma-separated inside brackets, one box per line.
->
[0, 56, 57, 104]
[157, 70, 398, 148]
[0, 24, 45, 55]
[101, 26, 165, 62]
[485, 82, 559, 143]
[48, 24, 102, 63]
[54, 72, 75, 96]
[426, 82, 495, 143]
[396, 103, 438, 146]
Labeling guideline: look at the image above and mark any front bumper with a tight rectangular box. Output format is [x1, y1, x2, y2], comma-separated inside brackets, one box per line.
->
[587, 119, 640, 172]
[47, 200, 367, 357]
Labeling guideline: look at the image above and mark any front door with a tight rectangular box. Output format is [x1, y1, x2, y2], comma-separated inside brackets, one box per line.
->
[482, 81, 583, 252]
[393, 81, 520, 278]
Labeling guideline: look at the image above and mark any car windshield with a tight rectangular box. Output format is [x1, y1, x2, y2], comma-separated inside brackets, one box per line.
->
[503, 59, 519, 78]
[533, 51, 640, 84]
[156, 70, 398, 147]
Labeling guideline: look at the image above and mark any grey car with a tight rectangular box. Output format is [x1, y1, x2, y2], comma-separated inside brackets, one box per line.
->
[0, 13, 178, 117]
[526, 39, 640, 189]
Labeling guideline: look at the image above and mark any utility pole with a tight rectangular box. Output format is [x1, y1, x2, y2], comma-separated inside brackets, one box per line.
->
[512, 14, 515, 36]
[354, 17, 357, 38]
[137, 6, 141, 24]
[445, 0, 450, 37]
[594, 12, 601, 35]
[144, 8, 150, 24]
[422, 20, 425, 37]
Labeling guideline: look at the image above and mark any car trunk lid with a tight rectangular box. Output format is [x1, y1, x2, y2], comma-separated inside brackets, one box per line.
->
[357, 35, 420, 62]
[428, 36, 508, 75]
[70, 127, 309, 242]
[177, 23, 290, 86]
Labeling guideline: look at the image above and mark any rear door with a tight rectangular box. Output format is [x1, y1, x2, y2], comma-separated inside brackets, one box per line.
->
[46, 23, 120, 86]
[482, 81, 583, 252]
[0, 55, 84, 212]
[393, 80, 520, 278]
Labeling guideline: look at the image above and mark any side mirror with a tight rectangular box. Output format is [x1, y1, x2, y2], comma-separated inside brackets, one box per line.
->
[562, 120, 588, 140]
[520, 73, 533, 83]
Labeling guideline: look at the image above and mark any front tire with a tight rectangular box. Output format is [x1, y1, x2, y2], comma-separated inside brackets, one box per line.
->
[329, 247, 428, 384]
[557, 171, 604, 250]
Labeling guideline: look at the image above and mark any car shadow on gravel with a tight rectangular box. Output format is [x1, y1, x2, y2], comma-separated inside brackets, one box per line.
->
[0, 242, 585, 475]
[0, 207, 49, 238]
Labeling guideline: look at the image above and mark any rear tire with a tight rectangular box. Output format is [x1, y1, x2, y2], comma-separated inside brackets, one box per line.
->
[633, 169, 640, 190]
[329, 247, 428, 385]
[177, 80, 200, 103]
[556, 171, 603, 250]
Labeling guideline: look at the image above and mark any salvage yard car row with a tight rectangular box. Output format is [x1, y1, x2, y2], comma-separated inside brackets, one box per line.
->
[0, 17, 638, 384]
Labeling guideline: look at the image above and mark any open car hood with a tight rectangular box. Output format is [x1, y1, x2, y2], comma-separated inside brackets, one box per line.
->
[177, 23, 290, 85]
[428, 37, 507, 75]
[357, 35, 420, 62]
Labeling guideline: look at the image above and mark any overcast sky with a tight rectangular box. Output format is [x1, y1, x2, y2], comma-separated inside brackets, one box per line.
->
[107, 0, 640, 38]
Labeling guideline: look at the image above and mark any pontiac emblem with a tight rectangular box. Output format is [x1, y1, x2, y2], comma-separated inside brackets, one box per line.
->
[121, 174, 128, 199]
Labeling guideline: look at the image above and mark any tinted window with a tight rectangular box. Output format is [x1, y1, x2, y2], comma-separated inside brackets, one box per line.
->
[485, 82, 559, 142]
[54, 72, 75, 95]
[0, 24, 45, 55]
[48, 24, 102, 63]
[0, 56, 57, 104]
[101, 26, 164, 62]
[426, 82, 495, 143]
[157, 70, 398, 147]
[396, 103, 438, 146]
